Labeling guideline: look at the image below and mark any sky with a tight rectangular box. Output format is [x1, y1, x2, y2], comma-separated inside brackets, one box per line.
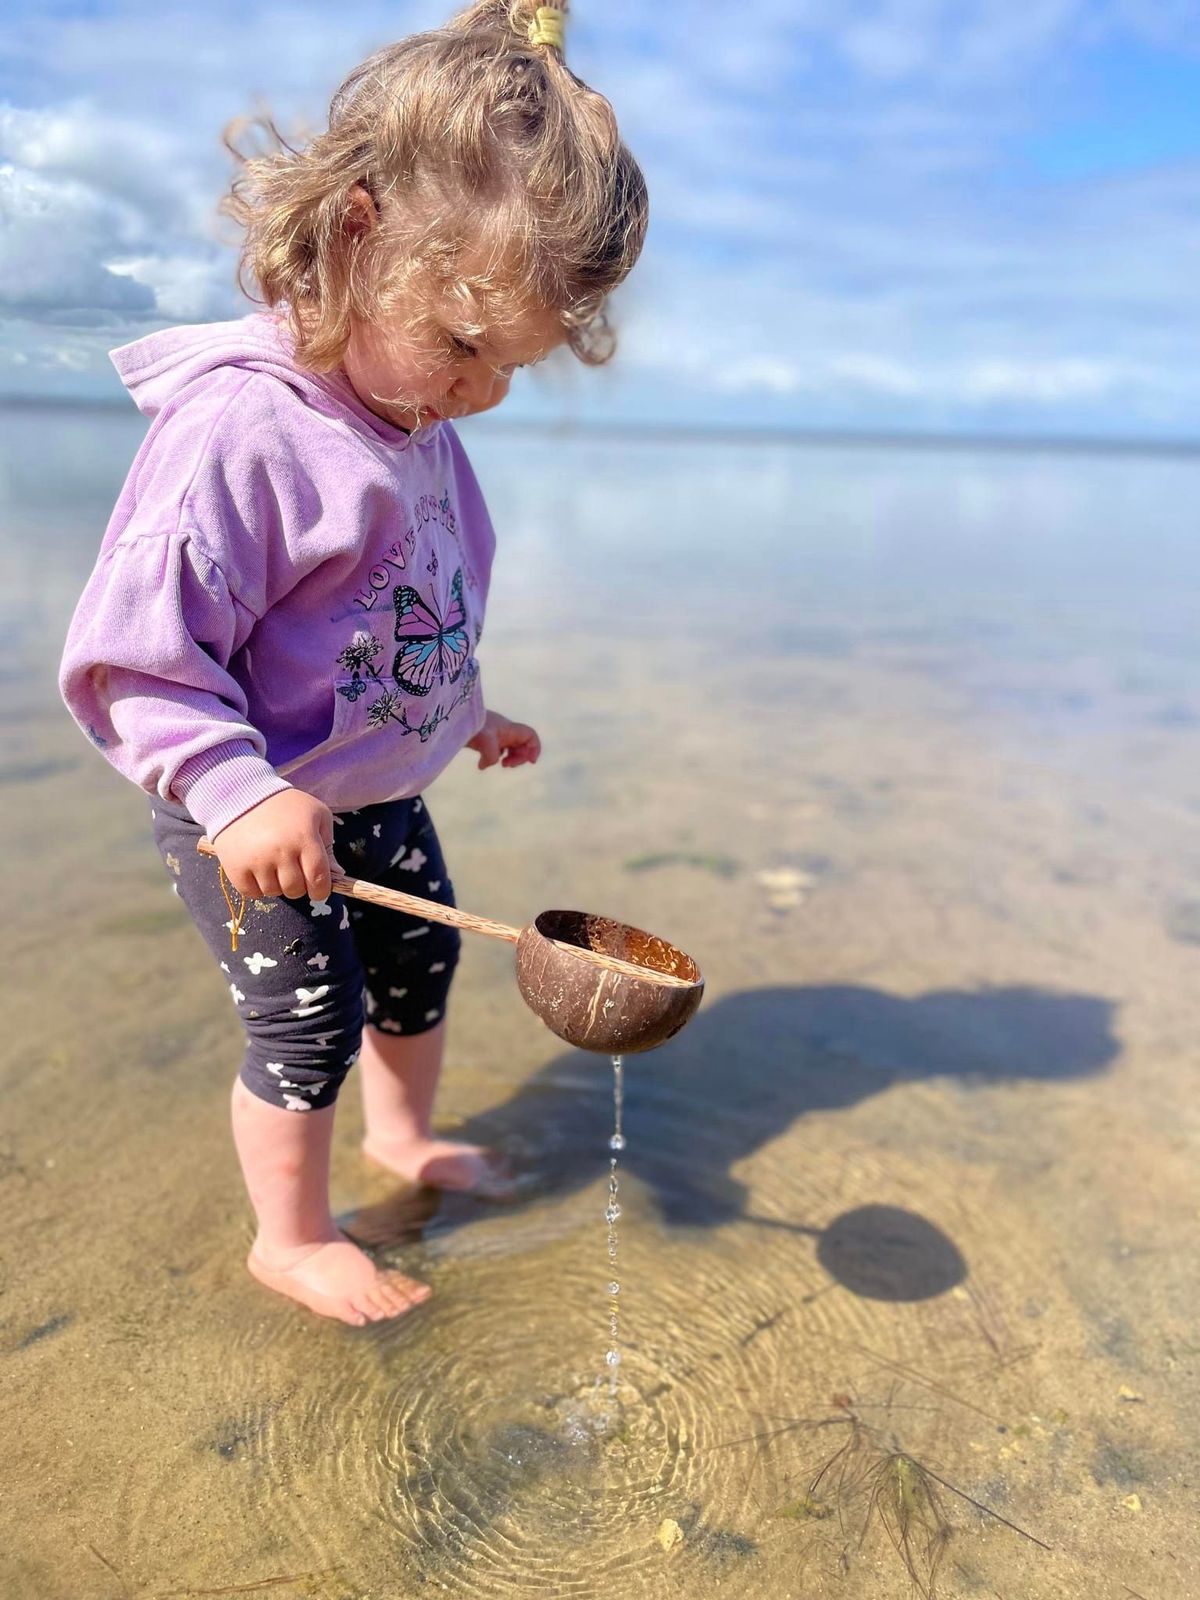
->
[1, 0, 1199, 438]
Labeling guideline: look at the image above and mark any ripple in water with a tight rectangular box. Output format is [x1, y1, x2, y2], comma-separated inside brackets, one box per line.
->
[245, 1064, 1041, 1595]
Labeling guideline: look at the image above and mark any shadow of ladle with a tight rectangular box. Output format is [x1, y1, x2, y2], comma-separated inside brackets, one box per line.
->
[740, 1203, 968, 1302]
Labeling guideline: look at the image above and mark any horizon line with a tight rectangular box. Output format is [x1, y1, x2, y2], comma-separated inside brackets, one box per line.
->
[2, 392, 1198, 459]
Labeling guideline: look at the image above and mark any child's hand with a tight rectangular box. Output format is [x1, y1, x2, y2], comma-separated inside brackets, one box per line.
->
[466, 710, 542, 770]
[213, 788, 340, 900]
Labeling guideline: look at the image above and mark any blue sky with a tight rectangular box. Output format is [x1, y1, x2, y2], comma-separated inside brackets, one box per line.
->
[2, 0, 1198, 436]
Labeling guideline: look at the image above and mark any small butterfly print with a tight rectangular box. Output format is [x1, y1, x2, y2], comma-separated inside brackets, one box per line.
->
[292, 985, 330, 1017]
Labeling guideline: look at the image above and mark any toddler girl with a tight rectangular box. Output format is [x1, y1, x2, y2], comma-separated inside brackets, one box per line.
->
[59, 0, 647, 1327]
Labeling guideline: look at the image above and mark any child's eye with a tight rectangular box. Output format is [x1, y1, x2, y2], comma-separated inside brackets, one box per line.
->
[449, 335, 478, 359]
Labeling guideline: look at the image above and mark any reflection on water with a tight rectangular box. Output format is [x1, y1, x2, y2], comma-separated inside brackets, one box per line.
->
[3, 403, 1199, 1598]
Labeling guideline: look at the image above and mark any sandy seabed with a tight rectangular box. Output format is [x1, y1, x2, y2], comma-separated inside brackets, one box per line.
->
[3, 411, 1198, 1598]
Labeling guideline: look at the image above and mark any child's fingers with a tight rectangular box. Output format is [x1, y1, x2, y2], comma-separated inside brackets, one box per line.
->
[300, 841, 333, 901]
[474, 730, 500, 768]
[227, 867, 263, 899]
[500, 736, 540, 767]
[252, 864, 283, 898]
[276, 855, 312, 901]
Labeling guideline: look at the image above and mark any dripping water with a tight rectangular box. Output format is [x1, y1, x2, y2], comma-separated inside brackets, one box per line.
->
[604, 1054, 625, 1400]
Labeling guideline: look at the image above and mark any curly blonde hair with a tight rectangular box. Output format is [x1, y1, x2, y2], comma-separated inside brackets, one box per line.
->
[222, 0, 648, 373]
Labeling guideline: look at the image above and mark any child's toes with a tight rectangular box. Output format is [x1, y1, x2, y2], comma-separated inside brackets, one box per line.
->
[357, 1275, 426, 1321]
[381, 1272, 429, 1312]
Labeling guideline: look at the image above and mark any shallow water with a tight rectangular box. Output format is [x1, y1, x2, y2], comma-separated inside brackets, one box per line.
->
[3, 403, 1200, 1598]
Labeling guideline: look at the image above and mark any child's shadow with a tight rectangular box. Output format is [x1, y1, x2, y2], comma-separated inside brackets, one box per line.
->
[357, 983, 1118, 1247]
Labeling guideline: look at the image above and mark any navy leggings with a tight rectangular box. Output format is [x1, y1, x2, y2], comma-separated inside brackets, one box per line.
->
[151, 794, 460, 1111]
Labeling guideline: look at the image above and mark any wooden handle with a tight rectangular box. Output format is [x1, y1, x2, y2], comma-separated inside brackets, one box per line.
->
[196, 837, 521, 944]
[328, 873, 522, 944]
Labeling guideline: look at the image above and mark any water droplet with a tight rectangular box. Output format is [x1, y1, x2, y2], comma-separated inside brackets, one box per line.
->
[608, 1281, 620, 1296]
[605, 1202, 621, 1224]
[606, 1349, 621, 1367]
[608, 1132, 626, 1152]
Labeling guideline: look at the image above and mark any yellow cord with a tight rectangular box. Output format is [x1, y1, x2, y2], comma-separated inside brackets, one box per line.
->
[217, 862, 249, 953]
[528, 5, 566, 50]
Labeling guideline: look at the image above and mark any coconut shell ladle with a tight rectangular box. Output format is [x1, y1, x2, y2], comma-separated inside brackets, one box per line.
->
[196, 838, 703, 1054]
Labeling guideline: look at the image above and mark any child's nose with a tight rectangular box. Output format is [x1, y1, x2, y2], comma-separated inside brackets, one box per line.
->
[453, 366, 512, 414]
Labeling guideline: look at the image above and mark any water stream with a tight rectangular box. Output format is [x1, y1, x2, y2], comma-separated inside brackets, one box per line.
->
[604, 1054, 625, 1399]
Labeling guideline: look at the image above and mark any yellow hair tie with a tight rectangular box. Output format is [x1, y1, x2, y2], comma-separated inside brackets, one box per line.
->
[528, 5, 566, 50]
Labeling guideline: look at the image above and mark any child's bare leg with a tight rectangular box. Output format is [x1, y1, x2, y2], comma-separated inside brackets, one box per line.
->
[231, 1078, 430, 1325]
[358, 1020, 510, 1194]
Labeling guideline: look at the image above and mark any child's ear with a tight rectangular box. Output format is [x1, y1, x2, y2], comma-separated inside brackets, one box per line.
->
[345, 183, 378, 237]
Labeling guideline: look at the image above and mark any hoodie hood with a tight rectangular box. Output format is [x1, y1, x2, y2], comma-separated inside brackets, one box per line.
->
[110, 313, 440, 449]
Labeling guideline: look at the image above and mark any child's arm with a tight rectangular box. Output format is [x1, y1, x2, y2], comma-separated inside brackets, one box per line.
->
[60, 529, 292, 844]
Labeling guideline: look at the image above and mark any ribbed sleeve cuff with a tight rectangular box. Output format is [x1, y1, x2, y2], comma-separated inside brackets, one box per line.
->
[171, 741, 293, 839]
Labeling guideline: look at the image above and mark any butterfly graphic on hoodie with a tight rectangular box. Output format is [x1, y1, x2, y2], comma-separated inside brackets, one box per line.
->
[391, 568, 471, 697]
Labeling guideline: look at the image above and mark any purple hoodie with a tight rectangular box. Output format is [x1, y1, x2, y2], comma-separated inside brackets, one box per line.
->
[59, 314, 494, 838]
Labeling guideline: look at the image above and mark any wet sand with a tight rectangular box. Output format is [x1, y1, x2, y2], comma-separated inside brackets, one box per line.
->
[2, 406, 1199, 1597]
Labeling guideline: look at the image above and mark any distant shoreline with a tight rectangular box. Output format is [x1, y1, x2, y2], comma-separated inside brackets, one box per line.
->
[2, 393, 1198, 459]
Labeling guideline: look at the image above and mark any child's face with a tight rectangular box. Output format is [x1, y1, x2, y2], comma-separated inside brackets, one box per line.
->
[342, 296, 566, 433]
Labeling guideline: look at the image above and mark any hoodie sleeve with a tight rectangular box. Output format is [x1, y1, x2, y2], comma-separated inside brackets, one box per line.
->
[59, 529, 292, 838]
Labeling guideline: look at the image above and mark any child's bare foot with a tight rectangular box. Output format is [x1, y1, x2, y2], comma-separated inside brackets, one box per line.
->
[362, 1135, 515, 1199]
[247, 1231, 430, 1326]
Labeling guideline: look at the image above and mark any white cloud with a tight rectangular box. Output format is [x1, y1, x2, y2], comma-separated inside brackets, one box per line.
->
[827, 355, 924, 397]
[108, 255, 236, 323]
[0, 164, 155, 316]
[958, 358, 1131, 404]
[717, 357, 807, 395]
[0, 103, 188, 223]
